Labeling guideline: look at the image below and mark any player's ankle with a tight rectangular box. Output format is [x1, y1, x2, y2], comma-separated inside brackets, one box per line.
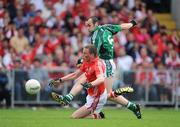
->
[127, 101, 136, 111]
[65, 93, 74, 101]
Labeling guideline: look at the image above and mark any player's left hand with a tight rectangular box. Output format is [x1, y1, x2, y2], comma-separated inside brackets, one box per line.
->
[76, 58, 83, 68]
[81, 82, 93, 89]
[130, 20, 137, 27]
[49, 78, 62, 87]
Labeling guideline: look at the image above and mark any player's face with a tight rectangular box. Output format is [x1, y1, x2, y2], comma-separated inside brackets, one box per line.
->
[82, 48, 92, 62]
[85, 19, 96, 32]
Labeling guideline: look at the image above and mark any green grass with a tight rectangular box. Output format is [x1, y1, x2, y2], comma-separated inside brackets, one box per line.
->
[0, 107, 179, 127]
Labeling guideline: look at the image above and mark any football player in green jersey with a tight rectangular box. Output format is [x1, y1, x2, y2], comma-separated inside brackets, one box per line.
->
[50, 16, 141, 119]
[84, 16, 141, 119]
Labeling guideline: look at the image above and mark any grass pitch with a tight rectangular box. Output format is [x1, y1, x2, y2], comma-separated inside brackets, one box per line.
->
[0, 107, 179, 127]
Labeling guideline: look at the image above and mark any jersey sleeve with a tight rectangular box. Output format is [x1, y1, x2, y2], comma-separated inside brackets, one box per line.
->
[94, 61, 104, 77]
[102, 24, 122, 35]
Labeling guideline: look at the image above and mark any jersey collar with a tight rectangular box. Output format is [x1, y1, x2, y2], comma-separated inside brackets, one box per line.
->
[91, 26, 100, 35]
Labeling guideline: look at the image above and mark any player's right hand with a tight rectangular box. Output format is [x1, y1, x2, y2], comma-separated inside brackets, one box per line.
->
[76, 58, 83, 68]
[130, 20, 137, 27]
[49, 78, 62, 87]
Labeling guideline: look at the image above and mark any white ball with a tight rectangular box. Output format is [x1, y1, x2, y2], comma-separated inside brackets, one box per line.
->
[25, 79, 41, 95]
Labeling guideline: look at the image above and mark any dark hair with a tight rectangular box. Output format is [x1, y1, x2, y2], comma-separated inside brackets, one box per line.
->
[87, 16, 99, 24]
[84, 44, 97, 56]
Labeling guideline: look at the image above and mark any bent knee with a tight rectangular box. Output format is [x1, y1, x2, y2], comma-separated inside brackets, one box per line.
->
[107, 96, 114, 101]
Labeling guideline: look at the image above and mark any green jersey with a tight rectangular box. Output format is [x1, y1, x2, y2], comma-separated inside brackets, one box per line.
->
[90, 24, 122, 60]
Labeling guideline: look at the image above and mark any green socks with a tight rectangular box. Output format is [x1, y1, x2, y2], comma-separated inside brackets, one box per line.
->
[64, 93, 74, 103]
[127, 101, 136, 112]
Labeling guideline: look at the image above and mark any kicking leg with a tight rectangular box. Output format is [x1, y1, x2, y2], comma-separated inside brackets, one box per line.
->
[69, 74, 86, 96]
[64, 74, 86, 104]
[105, 77, 129, 105]
[51, 74, 86, 105]
[105, 77, 142, 119]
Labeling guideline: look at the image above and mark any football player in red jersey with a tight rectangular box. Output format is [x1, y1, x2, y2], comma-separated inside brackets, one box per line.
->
[51, 45, 107, 119]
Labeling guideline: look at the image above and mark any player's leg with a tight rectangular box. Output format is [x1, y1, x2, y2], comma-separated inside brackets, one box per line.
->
[71, 106, 104, 119]
[51, 74, 86, 105]
[84, 112, 105, 119]
[72, 90, 107, 119]
[69, 74, 86, 96]
[65, 74, 86, 103]
[84, 90, 107, 119]
[105, 76, 141, 119]
[71, 105, 91, 119]
[103, 59, 141, 119]
[105, 76, 129, 105]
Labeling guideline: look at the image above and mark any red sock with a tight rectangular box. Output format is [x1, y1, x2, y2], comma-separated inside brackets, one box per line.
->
[109, 91, 118, 98]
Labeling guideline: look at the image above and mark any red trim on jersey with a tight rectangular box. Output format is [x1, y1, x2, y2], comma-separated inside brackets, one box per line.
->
[87, 95, 100, 112]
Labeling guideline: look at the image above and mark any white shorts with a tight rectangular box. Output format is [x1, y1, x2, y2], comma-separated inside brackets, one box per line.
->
[85, 90, 107, 113]
[101, 59, 116, 77]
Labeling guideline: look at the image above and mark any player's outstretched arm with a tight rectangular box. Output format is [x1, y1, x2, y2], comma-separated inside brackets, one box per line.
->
[61, 70, 83, 82]
[49, 70, 83, 87]
[120, 20, 137, 30]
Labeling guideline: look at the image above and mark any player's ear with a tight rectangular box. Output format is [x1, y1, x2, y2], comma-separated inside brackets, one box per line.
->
[95, 22, 98, 26]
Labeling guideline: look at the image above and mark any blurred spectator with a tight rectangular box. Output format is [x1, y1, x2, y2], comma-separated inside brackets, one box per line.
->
[2, 49, 15, 70]
[27, 25, 36, 46]
[125, 33, 136, 59]
[33, 33, 46, 59]
[14, 58, 29, 100]
[43, 54, 58, 70]
[6, 0, 17, 20]
[168, 30, 180, 53]
[25, 3, 37, 19]
[0, 64, 11, 108]
[135, 62, 154, 101]
[134, 27, 150, 45]
[0, 5, 10, 28]
[53, 0, 66, 16]
[135, 47, 152, 65]
[33, 10, 43, 29]
[46, 8, 58, 28]
[54, 47, 65, 66]
[10, 27, 29, 54]
[134, 2, 147, 22]
[41, 0, 52, 20]
[4, 22, 18, 40]
[23, 0, 31, 15]
[99, 0, 114, 14]
[165, 50, 180, 69]
[117, 46, 133, 71]
[153, 62, 172, 102]
[114, 45, 134, 89]
[30, 0, 45, 11]
[146, 39, 159, 64]
[13, 9, 28, 28]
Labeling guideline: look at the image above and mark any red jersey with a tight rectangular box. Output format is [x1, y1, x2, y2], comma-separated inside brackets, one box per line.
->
[80, 57, 105, 96]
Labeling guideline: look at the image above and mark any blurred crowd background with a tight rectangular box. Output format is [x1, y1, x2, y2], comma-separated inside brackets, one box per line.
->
[0, 0, 180, 108]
